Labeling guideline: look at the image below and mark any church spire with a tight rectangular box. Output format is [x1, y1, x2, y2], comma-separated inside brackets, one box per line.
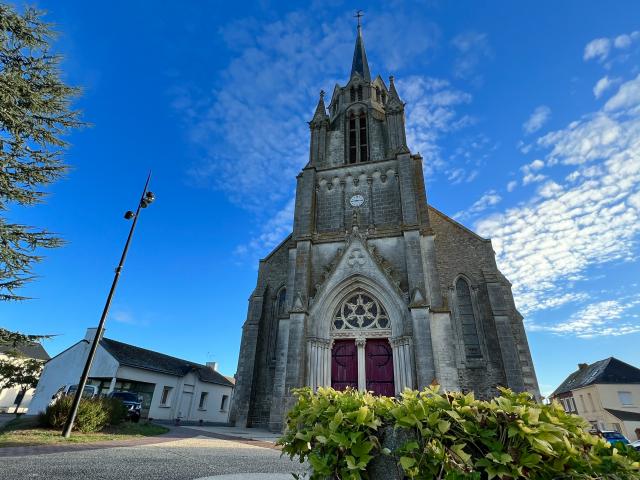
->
[350, 11, 371, 81]
[311, 90, 327, 123]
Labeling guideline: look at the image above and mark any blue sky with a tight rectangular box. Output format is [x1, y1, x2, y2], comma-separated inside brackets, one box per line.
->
[3, 0, 640, 398]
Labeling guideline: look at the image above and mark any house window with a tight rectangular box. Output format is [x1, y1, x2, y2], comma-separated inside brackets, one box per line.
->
[612, 423, 622, 433]
[199, 392, 208, 410]
[618, 391, 633, 406]
[569, 397, 577, 412]
[455, 278, 482, 359]
[220, 394, 229, 411]
[160, 386, 172, 406]
[587, 392, 596, 411]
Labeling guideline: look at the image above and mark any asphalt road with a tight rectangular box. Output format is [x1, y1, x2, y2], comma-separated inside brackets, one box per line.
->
[0, 435, 307, 480]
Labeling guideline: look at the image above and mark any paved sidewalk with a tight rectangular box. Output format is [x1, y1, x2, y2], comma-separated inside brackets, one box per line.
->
[182, 425, 282, 444]
[1, 432, 305, 479]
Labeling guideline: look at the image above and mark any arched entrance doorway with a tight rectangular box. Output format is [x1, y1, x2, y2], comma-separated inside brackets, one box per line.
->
[330, 290, 394, 396]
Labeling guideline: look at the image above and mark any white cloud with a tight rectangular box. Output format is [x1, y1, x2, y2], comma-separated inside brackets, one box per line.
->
[234, 196, 295, 262]
[604, 73, 640, 111]
[454, 190, 501, 220]
[523, 105, 551, 134]
[521, 159, 547, 185]
[584, 30, 640, 64]
[531, 298, 640, 338]
[584, 37, 612, 61]
[476, 76, 640, 315]
[399, 76, 474, 176]
[451, 31, 492, 79]
[593, 75, 618, 99]
[506, 180, 518, 192]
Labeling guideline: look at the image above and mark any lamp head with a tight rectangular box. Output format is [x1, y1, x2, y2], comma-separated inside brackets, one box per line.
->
[145, 191, 156, 203]
[124, 211, 135, 220]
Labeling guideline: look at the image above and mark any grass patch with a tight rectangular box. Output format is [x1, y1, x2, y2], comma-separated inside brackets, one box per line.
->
[0, 417, 169, 448]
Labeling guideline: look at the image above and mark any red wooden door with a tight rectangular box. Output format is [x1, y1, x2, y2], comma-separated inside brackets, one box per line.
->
[365, 339, 395, 396]
[331, 340, 358, 391]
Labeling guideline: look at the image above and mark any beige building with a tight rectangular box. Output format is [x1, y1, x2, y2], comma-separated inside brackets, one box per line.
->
[0, 342, 50, 413]
[551, 357, 640, 441]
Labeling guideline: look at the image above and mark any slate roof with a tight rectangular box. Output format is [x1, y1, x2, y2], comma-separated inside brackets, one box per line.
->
[0, 341, 50, 361]
[551, 357, 640, 396]
[605, 408, 640, 421]
[100, 338, 233, 387]
[351, 25, 371, 81]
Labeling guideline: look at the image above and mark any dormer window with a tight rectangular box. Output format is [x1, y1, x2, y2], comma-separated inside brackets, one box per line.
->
[347, 111, 368, 164]
[376, 87, 381, 102]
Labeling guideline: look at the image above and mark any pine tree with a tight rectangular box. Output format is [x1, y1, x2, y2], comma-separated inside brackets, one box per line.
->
[0, 4, 84, 301]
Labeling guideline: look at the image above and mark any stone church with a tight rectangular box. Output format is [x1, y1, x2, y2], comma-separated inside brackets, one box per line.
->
[230, 22, 540, 431]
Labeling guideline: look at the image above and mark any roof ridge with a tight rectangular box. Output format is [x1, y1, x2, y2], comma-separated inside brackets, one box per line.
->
[102, 337, 205, 368]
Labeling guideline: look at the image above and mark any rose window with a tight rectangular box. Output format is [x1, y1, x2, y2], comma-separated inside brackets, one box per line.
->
[333, 291, 389, 330]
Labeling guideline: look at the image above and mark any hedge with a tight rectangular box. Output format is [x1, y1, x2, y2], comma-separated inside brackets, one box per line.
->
[278, 386, 640, 479]
[40, 396, 127, 433]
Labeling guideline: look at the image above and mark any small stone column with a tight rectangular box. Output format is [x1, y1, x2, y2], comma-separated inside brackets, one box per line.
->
[108, 377, 117, 394]
[391, 336, 415, 394]
[356, 338, 367, 392]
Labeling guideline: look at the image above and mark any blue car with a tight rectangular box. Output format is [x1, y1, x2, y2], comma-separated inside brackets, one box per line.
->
[601, 431, 630, 446]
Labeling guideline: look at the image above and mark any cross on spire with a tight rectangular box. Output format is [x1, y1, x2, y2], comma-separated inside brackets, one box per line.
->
[354, 10, 363, 29]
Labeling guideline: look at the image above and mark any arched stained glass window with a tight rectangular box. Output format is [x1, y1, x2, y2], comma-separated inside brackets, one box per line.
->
[455, 278, 482, 359]
[332, 291, 389, 331]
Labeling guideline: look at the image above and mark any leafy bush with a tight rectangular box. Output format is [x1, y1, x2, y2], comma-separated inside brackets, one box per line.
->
[278, 387, 640, 479]
[102, 397, 128, 426]
[40, 396, 110, 433]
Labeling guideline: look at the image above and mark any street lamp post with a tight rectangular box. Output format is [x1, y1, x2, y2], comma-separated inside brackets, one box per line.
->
[62, 173, 155, 438]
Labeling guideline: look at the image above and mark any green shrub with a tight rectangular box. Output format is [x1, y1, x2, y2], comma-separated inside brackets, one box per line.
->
[40, 396, 110, 433]
[278, 387, 640, 480]
[103, 397, 128, 426]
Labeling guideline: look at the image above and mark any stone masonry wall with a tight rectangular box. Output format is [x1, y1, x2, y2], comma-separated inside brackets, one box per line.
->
[427, 206, 509, 398]
[246, 238, 290, 427]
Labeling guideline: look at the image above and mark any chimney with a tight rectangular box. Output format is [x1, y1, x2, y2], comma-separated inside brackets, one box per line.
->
[206, 361, 219, 372]
[578, 363, 589, 371]
[84, 327, 105, 343]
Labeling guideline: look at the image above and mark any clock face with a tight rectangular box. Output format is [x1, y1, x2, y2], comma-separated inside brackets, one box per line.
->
[350, 194, 365, 207]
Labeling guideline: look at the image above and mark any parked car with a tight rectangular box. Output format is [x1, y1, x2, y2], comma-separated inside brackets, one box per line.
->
[630, 440, 640, 451]
[107, 391, 142, 422]
[600, 430, 630, 446]
[49, 384, 98, 406]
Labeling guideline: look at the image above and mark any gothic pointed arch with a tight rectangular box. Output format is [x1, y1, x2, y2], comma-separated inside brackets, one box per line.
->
[452, 275, 483, 360]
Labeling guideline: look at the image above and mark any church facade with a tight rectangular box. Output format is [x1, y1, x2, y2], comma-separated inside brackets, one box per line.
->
[230, 23, 540, 431]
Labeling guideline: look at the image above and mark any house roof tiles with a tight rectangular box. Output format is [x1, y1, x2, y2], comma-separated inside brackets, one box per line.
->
[551, 357, 640, 397]
[100, 338, 233, 387]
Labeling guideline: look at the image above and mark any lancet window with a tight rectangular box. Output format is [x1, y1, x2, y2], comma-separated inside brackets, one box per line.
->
[347, 111, 369, 164]
[276, 287, 287, 317]
[455, 278, 482, 359]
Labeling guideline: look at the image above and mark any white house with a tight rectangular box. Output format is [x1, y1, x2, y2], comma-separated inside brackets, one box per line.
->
[29, 328, 234, 423]
[0, 341, 50, 413]
[550, 357, 640, 441]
